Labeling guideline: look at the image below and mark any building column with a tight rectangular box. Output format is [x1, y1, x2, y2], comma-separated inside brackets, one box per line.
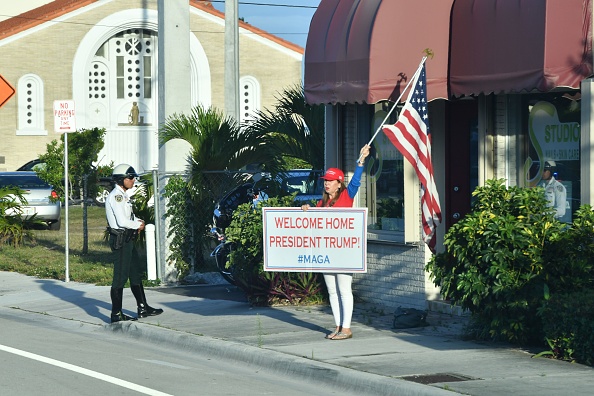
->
[157, 0, 192, 283]
[581, 79, 594, 205]
[224, 0, 240, 120]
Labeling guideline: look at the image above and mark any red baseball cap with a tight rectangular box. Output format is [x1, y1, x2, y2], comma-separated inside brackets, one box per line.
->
[320, 168, 344, 182]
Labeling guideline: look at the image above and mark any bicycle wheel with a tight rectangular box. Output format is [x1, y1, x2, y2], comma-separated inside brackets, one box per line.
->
[213, 241, 236, 285]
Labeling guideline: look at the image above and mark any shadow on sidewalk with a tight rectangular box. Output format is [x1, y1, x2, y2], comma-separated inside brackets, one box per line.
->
[155, 284, 331, 335]
[156, 284, 248, 302]
[34, 279, 134, 324]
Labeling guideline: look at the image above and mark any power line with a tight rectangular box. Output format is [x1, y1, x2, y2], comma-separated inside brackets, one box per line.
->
[209, 1, 318, 9]
[0, 14, 310, 39]
[0, 1, 319, 38]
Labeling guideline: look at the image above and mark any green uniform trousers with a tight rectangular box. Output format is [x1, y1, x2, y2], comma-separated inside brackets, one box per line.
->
[111, 236, 143, 289]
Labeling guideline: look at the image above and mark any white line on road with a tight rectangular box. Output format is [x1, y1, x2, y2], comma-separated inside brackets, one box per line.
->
[0, 343, 173, 396]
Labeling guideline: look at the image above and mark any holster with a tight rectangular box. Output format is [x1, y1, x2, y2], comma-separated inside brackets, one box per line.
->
[107, 227, 126, 250]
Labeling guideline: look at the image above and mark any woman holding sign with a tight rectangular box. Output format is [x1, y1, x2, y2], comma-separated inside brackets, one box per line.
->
[302, 144, 370, 340]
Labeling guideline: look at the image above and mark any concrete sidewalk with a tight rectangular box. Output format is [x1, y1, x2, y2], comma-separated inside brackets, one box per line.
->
[1, 271, 592, 395]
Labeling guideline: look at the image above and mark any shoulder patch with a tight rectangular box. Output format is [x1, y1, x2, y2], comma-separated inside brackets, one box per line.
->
[115, 194, 124, 202]
[557, 185, 564, 192]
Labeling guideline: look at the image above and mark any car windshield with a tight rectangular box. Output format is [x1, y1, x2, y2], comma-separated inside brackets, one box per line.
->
[281, 171, 323, 196]
[0, 175, 50, 189]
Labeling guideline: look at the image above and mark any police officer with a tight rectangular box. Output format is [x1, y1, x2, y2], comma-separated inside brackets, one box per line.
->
[540, 160, 567, 219]
[106, 164, 163, 323]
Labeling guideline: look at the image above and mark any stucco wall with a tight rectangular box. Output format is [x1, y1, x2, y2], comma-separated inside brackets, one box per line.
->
[0, 0, 303, 171]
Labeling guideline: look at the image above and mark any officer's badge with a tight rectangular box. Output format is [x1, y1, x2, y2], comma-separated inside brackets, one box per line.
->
[115, 194, 124, 202]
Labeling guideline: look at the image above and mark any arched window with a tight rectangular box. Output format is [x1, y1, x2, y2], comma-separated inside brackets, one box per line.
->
[112, 29, 154, 101]
[87, 28, 157, 128]
[17, 74, 46, 135]
[239, 76, 261, 124]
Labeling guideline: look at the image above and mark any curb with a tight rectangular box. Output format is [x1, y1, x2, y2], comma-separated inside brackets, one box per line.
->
[102, 321, 454, 396]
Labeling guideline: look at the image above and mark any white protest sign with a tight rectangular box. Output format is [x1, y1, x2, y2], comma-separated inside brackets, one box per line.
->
[263, 207, 367, 273]
[53, 100, 76, 133]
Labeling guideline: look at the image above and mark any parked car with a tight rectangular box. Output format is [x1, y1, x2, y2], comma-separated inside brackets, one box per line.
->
[278, 169, 324, 204]
[16, 158, 46, 172]
[0, 171, 61, 230]
[212, 169, 323, 228]
[17, 159, 115, 207]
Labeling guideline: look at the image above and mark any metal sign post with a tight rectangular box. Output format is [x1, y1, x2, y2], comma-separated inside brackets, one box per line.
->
[53, 100, 76, 282]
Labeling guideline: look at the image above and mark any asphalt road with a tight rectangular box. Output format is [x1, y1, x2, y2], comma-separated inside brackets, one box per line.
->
[0, 307, 357, 396]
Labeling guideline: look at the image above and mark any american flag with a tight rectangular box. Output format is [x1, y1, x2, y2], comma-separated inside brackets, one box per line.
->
[382, 61, 442, 252]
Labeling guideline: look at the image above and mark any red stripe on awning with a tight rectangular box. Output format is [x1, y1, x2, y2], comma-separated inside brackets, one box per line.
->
[304, 0, 452, 105]
[449, 0, 593, 97]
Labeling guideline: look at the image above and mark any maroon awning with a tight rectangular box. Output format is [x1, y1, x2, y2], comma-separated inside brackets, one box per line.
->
[304, 0, 452, 105]
[449, 0, 593, 97]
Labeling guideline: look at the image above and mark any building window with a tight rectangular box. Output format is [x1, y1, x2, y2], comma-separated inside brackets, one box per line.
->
[17, 74, 46, 135]
[89, 62, 108, 100]
[113, 29, 154, 100]
[239, 76, 260, 124]
[90, 28, 156, 127]
[364, 104, 405, 242]
[523, 92, 581, 223]
[143, 56, 152, 99]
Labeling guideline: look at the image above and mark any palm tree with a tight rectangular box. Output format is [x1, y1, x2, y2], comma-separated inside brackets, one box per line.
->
[158, 94, 324, 275]
[245, 85, 325, 171]
[159, 105, 282, 273]
[160, 104, 282, 200]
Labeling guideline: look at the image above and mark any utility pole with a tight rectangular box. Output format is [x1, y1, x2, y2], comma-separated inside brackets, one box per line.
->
[224, 0, 240, 121]
[157, 0, 192, 283]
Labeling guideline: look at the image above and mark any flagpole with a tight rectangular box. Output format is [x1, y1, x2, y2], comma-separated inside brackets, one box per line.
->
[357, 56, 428, 163]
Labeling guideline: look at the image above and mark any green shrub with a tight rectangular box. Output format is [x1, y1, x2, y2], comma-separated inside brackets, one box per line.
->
[131, 173, 155, 238]
[426, 179, 565, 344]
[163, 175, 207, 278]
[538, 290, 594, 366]
[37, 127, 106, 202]
[0, 187, 36, 247]
[541, 205, 594, 293]
[225, 195, 325, 305]
[262, 271, 325, 305]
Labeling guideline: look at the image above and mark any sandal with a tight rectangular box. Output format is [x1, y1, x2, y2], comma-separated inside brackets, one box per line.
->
[331, 331, 353, 340]
[325, 330, 340, 339]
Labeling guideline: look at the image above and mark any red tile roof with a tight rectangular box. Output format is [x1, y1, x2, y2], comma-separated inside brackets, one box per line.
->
[0, 0, 304, 54]
[0, 0, 97, 40]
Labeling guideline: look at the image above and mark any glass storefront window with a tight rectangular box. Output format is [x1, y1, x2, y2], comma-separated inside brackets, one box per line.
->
[523, 93, 581, 222]
[367, 106, 405, 239]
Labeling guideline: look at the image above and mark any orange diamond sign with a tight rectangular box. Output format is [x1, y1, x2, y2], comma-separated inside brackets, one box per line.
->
[0, 74, 15, 108]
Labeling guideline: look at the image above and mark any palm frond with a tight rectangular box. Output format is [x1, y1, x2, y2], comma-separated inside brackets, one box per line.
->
[245, 85, 325, 170]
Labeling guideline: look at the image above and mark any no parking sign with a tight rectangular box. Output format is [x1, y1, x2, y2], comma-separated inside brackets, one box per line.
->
[53, 99, 77, 283]
[53, 100, 76, 133]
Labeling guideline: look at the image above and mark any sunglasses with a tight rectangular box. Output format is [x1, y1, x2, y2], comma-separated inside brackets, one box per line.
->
[126, 176, 136, 180]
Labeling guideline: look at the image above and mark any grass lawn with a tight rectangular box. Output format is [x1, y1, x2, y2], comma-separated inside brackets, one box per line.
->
[0, 205, 115, 285]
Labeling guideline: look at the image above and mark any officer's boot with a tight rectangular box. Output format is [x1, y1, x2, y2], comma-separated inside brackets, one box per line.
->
[110, 287, 137, 323]
[131, 284, 164, 318]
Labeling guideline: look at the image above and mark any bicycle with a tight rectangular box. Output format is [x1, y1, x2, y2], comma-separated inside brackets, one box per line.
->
[210, 172, 269, 285]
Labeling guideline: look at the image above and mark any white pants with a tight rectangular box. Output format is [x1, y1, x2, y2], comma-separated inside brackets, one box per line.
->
[323, 273, 353, 329]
